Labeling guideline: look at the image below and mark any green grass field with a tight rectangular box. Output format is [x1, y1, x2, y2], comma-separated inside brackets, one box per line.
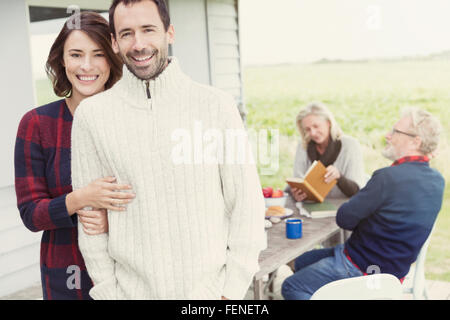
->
[244, 59, 450, 281]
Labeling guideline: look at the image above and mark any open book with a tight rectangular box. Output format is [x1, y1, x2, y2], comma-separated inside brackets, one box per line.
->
[301, 201, 338, 219]
[286, 160, 337, 203]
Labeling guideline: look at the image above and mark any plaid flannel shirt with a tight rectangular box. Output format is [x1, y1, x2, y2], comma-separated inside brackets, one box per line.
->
[14, 99, 93, 300]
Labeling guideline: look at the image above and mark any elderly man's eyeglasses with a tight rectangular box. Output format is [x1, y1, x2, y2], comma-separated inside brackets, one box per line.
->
[391, 128, 417, 138]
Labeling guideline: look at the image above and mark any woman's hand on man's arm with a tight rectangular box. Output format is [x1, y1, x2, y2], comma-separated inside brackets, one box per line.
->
[66, 176, 135, 215]
[78, 208, 108, 235]
[66, 176, 136, 235]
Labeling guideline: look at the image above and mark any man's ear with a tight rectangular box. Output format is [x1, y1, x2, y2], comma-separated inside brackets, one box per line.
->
[166, 24, 175, 45]
[413, 135, 423, 152]
[111, 33, 119, 54]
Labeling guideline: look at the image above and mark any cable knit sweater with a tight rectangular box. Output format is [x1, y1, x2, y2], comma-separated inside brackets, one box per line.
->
[71, 57, 266, 300]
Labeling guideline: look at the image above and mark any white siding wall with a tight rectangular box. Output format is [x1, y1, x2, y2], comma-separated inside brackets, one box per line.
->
[206, 0, 246, 120]
[0, 0, 42, 298]
[0, 0, 36, 188]
[0, 185, 41, 297]
[169, 0, 211, 85]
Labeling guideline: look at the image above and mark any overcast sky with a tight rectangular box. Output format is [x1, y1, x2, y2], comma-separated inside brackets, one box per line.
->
[30, 0, 450, 78]
[240, 0, 450, 65]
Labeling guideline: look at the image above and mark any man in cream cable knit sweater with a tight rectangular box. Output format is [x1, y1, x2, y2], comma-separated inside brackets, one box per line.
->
[70, 0, 266, 300]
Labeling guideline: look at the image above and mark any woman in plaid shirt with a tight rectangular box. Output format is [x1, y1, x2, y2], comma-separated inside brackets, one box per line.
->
[14, 12, 135, 300]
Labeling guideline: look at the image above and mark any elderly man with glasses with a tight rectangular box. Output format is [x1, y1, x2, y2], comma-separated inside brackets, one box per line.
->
[282, 107, 445, 300]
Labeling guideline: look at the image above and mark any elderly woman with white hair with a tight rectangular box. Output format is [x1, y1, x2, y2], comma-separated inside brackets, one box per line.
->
[289, 102, 366, 202]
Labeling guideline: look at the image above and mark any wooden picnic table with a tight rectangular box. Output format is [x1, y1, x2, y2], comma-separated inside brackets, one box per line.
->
[252, 196, 349, 300]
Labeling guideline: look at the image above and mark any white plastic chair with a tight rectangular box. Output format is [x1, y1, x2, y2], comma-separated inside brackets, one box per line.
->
[402, 225, 435, 300]
[310, 273, 403, 300]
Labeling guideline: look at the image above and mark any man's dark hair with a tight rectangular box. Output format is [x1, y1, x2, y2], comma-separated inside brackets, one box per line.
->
[109, 0, 170, 38]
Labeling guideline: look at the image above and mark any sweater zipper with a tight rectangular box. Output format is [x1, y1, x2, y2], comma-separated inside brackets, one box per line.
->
[144, 80, 152, 110]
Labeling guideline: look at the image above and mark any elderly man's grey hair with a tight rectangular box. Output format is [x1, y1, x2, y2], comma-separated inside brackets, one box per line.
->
[296, 102, 343, 148]
[402, 107, 442, 155]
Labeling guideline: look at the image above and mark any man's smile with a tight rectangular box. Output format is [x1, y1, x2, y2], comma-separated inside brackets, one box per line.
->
[130, 52, 155, 66]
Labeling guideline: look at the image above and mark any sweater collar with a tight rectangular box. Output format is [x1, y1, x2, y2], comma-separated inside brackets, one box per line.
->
[115, 56, 188, 109]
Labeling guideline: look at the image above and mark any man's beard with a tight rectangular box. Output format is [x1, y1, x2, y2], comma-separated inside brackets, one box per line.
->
[121, 46, 169, 81]
[382, 145, 397, 161]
